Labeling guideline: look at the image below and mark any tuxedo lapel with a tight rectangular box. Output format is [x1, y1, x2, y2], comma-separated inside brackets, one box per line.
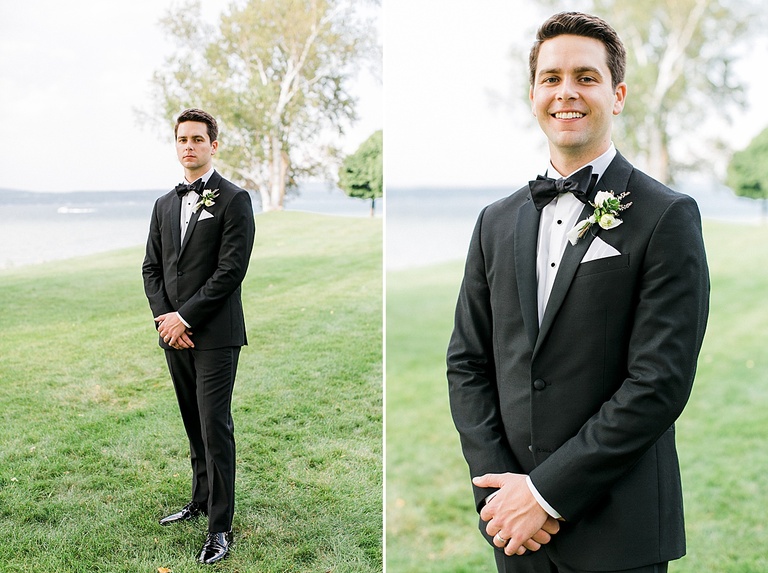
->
[514, 197, 541, 351]
[534, 207, 596, 358]
[533, 152, 634, 358]
[179, 202, 202, 258]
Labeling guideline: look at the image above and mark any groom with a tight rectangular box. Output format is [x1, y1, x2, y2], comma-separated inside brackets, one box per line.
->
[142, 108, 255, 564]
[447, 12, 709, 573]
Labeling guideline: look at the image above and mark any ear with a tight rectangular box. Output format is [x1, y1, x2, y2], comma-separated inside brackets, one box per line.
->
[613, 82, 627, 115]
[529, 85, 536, 116]
[211, 140, 218, 154]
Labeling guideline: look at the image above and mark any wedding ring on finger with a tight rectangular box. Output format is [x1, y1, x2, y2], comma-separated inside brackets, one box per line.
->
[494, 533, 509, 545]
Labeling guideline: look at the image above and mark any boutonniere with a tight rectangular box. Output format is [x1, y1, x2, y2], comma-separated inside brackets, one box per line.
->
[194, 189, 219, 212]
[567, 190, 632, 246]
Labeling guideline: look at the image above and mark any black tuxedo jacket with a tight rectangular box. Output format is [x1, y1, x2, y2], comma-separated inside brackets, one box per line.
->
[142, 170, 255, 350]
[447, 152, 709, 570]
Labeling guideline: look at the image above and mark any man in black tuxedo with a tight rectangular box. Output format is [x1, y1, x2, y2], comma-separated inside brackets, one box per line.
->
[447, 13, 709, 573]
[143, 108, 255, 564]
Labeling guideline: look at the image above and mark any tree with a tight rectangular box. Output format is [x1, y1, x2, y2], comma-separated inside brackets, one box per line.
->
[534, 0, 762, 183]
[727, 125, 768, 220]
[337, 130, 382, 216]
[148, 0, 378, 211]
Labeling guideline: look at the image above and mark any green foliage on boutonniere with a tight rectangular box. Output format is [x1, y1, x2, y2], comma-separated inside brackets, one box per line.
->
[194, 189, 219, 212]
[567, 190, 632, 245]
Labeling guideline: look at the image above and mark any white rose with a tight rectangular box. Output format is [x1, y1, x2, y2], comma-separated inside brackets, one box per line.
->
[593, 190, 613, 207]
[598, 213, 623, 230]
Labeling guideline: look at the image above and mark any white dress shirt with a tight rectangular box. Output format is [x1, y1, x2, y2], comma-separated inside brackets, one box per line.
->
[526, 144, 617, 520]
[180, 166, 215, 241]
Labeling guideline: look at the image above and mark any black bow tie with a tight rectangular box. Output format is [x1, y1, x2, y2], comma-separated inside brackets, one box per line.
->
[529, 166, 598, 211]
[175, 178, 204, 198]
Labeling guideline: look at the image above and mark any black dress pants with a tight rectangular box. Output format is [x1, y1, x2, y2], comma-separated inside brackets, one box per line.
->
[165, 346, 240, 533]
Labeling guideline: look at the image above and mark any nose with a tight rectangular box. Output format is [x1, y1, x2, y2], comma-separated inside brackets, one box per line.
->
[556, 78, 579, 101]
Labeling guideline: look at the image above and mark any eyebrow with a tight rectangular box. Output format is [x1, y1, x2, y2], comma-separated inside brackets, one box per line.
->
[538, 66, 604, 78]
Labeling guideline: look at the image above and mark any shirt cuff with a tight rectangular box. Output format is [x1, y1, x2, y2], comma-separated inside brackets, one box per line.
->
[176, 311, 191, 328]
[526, 475, 562, 519]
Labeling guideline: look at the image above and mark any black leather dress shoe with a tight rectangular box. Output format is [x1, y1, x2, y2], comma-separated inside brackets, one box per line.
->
[198, 531, 233, 564]
[159, 501, 206, 526]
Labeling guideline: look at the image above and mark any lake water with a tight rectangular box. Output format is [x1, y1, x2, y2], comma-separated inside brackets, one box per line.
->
[1, 179, 762, 271]
[0, 183, 378, 270]
[386, 180, 765, 270]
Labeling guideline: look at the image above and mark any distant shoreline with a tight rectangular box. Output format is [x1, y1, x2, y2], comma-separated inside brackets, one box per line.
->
[0, 185, 378, 271]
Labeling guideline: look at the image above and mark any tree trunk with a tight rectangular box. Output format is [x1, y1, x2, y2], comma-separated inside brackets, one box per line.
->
[276, 150, 289, 209]
[265, 135, 285, 211]
[370, 197, 375, 217]
[647, 120, 670, 184]
[258, 187, 271, 212]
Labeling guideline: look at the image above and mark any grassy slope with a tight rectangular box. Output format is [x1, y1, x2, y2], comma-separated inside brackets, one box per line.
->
[0, 211, 383, 573]
[386, 221, 768, 573]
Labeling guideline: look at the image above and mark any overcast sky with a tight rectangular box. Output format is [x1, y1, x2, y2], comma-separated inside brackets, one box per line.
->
[0, 0, 382, 192]
[385, 0, 768, 188]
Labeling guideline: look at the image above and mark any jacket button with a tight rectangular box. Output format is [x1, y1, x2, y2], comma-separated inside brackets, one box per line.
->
[533, 379, 546, 391]
[177, 271, 184, 276]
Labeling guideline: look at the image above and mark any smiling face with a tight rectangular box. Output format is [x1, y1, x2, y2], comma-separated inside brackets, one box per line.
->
[176, 120, 218, 181]
[529, 34, 626, 174]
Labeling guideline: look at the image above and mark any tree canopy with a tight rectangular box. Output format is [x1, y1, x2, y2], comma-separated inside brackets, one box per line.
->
[148, 0, 379, 211]
[337, 130, 382, 216]
[727, 126, 768, 214]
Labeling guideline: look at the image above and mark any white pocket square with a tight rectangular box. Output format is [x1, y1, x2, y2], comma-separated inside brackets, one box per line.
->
[581, 236, 621, 263]
[198, 209, 214, 221]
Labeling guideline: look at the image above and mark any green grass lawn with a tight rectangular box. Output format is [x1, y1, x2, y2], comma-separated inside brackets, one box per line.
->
[0, 211, 382, 572]
[386, 220, 768, 573]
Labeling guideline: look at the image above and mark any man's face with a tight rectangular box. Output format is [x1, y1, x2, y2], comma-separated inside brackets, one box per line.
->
[176, 121, 217, 175]
[529, 34, 626, 167]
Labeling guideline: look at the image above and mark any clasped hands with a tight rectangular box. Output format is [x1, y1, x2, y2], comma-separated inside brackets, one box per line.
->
[155, 312, 194, 350]
[473, 472, 560, 556]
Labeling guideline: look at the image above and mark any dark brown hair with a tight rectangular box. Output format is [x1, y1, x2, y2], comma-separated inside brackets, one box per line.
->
[529, 12, 626, 89]
[174, 108, 219, 143]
